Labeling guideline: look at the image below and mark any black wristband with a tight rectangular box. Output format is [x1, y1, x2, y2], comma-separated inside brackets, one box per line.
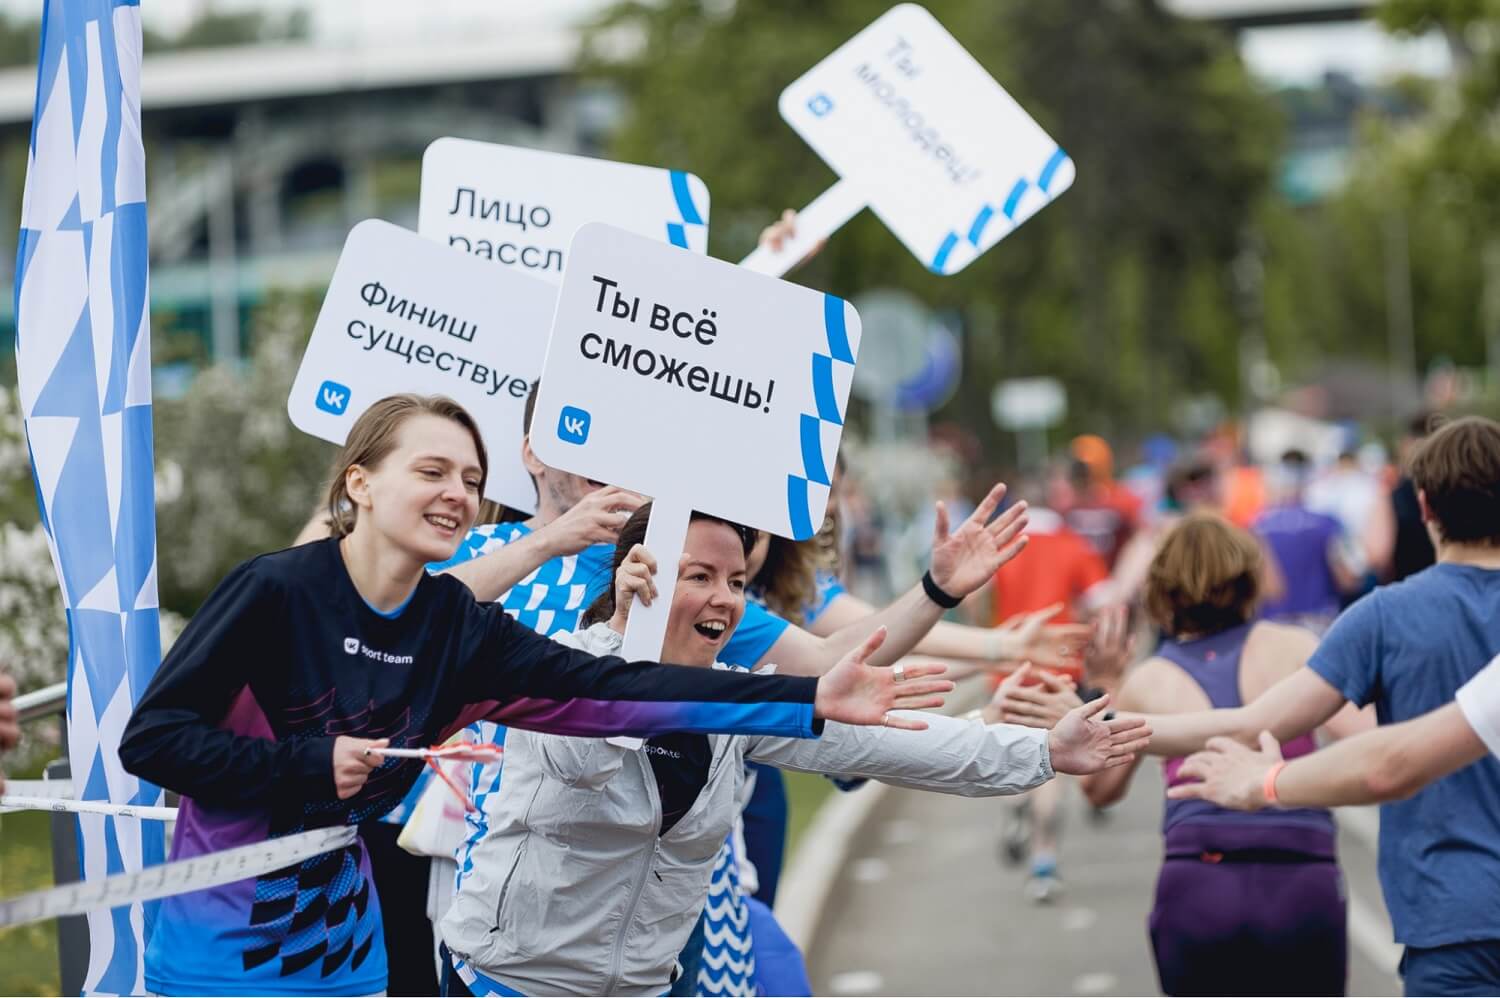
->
[921, 570, 962, 609]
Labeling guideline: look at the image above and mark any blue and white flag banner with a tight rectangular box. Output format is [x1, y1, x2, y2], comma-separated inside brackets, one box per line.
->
[13, 2, 164, 994]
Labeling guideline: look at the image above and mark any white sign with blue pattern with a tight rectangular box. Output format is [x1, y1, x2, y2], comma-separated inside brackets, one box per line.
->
[418, 138, 711, 285]
[287, 219, 556, 513]
[742, 3, 1074, 277]
[531, 223, 860, 660]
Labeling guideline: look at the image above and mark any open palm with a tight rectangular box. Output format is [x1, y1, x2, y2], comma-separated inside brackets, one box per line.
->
[928, 483, 1029, 598]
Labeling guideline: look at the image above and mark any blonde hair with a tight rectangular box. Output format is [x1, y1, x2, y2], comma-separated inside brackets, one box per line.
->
[323, 394, 488, 538]
[1145, 512, 1262, 638]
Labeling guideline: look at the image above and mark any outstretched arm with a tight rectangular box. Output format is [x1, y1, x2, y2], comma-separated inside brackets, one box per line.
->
[1167, 707, 1485, 810]
[438, 487, 646, 601]
[1132, 666, 1347, 758]
[453, 602, 956, 740]
[1169, 654, 1500, 809]
[813, 593, 1092, 671]
[757, 484, 1030, 675]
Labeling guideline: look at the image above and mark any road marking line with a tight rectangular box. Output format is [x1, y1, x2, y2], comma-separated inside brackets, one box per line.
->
[828, 969, 884, 994]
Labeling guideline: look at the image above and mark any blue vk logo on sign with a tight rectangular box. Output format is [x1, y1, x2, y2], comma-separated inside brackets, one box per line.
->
[316, 380, 351, 416]
[807, 93, 834, 117]
[558, 406, 591, 445]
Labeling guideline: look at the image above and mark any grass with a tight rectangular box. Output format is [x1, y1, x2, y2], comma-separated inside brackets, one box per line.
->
[783, 770, 837, 859]
[1, 762, 63, 997]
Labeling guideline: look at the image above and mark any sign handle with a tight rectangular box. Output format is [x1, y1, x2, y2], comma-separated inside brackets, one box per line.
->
[739, 178, 867, 277]
[610, 498, 693, 749]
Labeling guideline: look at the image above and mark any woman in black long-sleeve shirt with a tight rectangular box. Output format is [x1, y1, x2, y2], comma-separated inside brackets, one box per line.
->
[120, 393, 947, 997]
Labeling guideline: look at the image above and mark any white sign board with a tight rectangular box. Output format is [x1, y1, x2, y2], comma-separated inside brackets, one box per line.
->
[419, 138, 711, 284]
[991, 377, 1067, 430]
[288, 219, 556, 513]
[532, 223, 861, 662]
[741, 4, 1074, 277]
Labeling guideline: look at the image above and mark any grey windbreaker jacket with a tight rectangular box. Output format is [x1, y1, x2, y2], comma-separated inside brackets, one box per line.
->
[441, 623, 1055, 996]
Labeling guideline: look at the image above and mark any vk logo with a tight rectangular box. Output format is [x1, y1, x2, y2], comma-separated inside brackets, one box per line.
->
[343, 637, 360, 655]
[558, 406, 591, 445]
[807, 93, 834, 117]
[316, 380, 351, 416]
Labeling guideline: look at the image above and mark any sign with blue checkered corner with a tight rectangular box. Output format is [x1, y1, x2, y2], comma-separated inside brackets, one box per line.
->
[531, 223, 860, 661]
[287, 220, 556, 513]
[744, 4, 1074, 278]
[418, 138, 710, 286]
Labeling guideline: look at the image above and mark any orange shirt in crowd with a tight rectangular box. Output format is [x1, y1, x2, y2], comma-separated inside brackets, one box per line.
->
[991, 508, 1110, 683]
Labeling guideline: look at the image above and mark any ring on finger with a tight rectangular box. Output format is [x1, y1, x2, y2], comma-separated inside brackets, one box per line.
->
[882, 711, 891, 727]
[892, 663, 906, 683]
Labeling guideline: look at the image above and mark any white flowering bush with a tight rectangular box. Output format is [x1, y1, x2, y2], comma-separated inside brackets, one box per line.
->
[152, 291, 336, 612]
[1, 386, 189, 768]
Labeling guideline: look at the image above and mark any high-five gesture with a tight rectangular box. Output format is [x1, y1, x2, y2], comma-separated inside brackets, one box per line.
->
[814, 627, 954, 730]
[928, 484, 1029, 599]
[1046, 696, 1152, 775]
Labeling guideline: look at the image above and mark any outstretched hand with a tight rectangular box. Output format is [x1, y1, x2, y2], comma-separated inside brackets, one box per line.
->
[928, 484, 1028, 599]
[1045, 695, 1152, 775]
[1165, 731, 1283, 811]
[992, 604, 1093, 667]
[814, 628, 954, 731]
[986, 663, 1083, 728]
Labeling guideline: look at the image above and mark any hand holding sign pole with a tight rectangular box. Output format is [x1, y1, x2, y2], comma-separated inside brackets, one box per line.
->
[740, 3, 1075, 278]
[532, 223, 860, 666]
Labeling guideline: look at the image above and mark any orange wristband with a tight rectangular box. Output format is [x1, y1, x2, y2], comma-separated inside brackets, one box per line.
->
[1262, 760, 1287, 807]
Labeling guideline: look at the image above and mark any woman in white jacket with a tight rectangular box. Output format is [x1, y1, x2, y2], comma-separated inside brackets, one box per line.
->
[441, 506, 1150, 997]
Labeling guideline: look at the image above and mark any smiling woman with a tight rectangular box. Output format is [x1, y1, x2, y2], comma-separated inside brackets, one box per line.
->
[115, 394, 942, 998]
[441, 499, 1152, 997]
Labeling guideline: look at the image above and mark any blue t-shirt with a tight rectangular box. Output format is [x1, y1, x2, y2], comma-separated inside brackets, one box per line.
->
[1254, 504, 1345, 620]
[1308, 563, 1500, 947]
[722, 601, 791, 670]
[806, 569, 847, 625]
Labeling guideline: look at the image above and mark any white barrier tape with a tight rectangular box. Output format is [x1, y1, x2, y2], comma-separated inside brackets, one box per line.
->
[0, 779, 74, 798]
[0, 824, 358, 930]
[366, 745, 504, 764]
[0, 795, 178, 821]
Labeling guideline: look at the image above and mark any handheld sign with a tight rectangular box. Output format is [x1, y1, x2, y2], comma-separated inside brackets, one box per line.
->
[532, 223, 861, 663]
[741, 4, 1074, 277]
[419, 138, 711, 284]
[287, 219, 556, 513]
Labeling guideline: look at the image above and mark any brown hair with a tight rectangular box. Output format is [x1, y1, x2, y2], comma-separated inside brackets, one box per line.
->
[581, 503, 755, 628]
[1408, 416, 1500, 547]
[1145, 512, 1262, 638]
[323, 394, 489, 538]
[754, 536, 825, 627]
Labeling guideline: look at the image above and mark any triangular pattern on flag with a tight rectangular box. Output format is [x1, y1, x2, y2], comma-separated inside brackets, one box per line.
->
[13, 3, 163, 993]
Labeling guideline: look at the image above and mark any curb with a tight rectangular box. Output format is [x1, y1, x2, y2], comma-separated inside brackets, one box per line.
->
[772, 683, 986, 951]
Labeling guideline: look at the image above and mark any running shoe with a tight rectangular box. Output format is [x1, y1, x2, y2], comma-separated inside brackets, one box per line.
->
[1026, 857, 1063, 904]
[999, 800, 1030, 867]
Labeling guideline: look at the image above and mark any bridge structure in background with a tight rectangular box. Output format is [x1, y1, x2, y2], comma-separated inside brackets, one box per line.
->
[0, 0, 1386, 374]
[1163, 0, 1376, 29]
[0, 22, 596, 370]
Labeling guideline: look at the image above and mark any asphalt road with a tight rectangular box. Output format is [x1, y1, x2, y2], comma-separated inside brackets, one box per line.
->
[805, 764, 1403, 997]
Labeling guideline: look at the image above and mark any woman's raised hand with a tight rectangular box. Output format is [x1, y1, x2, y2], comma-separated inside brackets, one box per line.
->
[813, 627, 955, 731]
[1045, 696, 1152, 775]
[928, 483, 1029, 599]
[608, 544, 661, 633]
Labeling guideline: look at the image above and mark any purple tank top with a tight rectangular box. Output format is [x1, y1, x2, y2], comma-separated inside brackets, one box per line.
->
[1157, 623, 1333, 837]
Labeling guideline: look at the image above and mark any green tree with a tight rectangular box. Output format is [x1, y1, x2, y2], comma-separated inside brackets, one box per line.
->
[581, 0, 1278, 454]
